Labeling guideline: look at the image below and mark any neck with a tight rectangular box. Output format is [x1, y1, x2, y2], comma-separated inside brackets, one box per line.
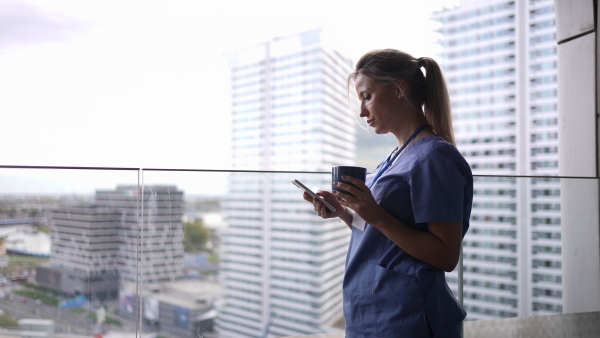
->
[393, 119, 430, 147]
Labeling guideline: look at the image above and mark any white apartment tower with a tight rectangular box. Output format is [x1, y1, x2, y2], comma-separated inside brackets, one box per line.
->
[218, 29, 356, 337]
[434, 0, 561, 320]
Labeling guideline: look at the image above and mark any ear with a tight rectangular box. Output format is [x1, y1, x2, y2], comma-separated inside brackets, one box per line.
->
[394, 80, 408, 99]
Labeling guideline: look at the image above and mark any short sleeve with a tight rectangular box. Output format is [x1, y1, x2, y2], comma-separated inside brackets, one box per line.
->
[410, 144, 469, 223]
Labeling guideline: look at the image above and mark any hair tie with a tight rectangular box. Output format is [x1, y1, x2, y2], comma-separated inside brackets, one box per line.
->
[417, 57, 425, 67]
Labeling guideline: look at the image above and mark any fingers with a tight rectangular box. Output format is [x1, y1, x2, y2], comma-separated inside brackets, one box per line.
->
[338, 175, 367, 189]
[333, 176, 367, 197]
[333, 177, 374, 212]
[313, 198, 328, 218]
[302, 191, 313, 202]
[303, 191, 326, 216]
[304, 192, 328, 218]
[316, 190, 335, 200]
[332, 183, 358, 198]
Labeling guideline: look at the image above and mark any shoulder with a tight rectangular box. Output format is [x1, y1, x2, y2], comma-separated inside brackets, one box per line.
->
[411, 135, 472, 177]
[414, 135, 458, 156]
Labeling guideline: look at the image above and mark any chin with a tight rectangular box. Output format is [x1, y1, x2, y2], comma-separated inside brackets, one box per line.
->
[373, 128, 387, 135]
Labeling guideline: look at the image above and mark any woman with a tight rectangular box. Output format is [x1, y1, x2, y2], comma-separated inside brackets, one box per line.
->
[304, 49, 473, 337]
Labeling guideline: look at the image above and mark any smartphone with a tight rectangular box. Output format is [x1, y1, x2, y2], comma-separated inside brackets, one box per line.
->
[291, 179, 336, 212]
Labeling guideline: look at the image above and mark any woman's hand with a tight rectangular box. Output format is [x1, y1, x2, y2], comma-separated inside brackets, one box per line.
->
[332, 175, 384, 224]
[303, 190, 345, 219]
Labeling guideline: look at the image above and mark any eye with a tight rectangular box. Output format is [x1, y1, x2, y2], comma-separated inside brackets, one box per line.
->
[363, 94, 371, 101]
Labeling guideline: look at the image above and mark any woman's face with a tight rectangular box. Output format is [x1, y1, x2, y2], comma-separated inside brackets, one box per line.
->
[354, 73, 403, 135]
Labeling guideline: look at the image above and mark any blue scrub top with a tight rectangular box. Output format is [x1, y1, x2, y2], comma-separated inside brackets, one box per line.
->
[343, 135, 473, 338]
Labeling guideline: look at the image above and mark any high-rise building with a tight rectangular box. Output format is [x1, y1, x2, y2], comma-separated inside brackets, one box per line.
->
[218, 29, 356, 337]
[36, 185, 185, 299]
[96, 185, 185, 287]
[434, 0, 560, 320]
[37, 204, 121, 300]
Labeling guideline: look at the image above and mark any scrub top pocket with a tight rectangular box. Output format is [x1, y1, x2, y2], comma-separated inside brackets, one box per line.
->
[344, 261, 430, 337]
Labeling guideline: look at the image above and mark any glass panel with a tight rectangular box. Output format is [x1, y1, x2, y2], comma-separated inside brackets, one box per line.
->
[448, 175, 569, 322]
[3, 169, 598, 337]
[141, 169, 348, 337]
[0, 167, 139, 336]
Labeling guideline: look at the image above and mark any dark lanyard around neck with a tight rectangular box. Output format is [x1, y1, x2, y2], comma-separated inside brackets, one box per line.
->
[368, 124, 430, 188]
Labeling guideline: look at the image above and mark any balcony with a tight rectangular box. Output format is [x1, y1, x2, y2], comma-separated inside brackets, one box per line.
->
[0, 165, 598, 337]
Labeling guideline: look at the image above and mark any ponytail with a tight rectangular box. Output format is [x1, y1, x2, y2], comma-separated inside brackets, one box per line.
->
[419, 57, 455, 146]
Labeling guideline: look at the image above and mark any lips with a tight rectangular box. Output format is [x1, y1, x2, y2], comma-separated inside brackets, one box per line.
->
[367, 119, 374, 127]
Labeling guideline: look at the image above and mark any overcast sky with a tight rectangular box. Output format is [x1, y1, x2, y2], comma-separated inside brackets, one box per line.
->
[0, 0, 458, 194]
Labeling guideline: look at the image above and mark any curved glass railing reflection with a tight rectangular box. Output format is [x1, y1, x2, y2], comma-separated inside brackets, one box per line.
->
[0, 166, 595, 337]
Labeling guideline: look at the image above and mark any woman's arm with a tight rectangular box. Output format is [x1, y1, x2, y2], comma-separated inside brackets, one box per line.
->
[372, 213, 462, 272]
[333, 176, 463, 272]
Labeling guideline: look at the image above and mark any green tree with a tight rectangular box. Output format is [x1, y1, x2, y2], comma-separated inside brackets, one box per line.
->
[0, 311, 19, 327]
[183, 219, 210, 252]
[28, 209, 39, 218]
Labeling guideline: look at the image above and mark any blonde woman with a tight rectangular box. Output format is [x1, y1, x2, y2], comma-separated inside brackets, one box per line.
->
[304, 49, 473, 337]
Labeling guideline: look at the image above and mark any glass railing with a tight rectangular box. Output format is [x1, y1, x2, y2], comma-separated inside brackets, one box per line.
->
[0, 165, 597, 337]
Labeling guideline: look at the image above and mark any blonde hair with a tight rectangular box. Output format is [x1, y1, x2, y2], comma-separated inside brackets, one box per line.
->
[348, 49, 455, 146]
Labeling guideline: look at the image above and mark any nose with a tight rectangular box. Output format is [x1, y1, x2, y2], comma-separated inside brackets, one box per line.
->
[359, 101, 368, 118]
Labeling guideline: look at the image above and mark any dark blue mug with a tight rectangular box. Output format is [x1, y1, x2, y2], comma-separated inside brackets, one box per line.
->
[332, 166, 367, 195]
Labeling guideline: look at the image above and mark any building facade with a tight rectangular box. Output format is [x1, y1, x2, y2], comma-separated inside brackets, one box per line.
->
[218, 29, 356, 337]
[37, 185, 185, 300]
[434, 0, 561, 320]
[96, 185, 185, 288]
[129, 280, 221, 338]
[37, 204, 120, 300]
